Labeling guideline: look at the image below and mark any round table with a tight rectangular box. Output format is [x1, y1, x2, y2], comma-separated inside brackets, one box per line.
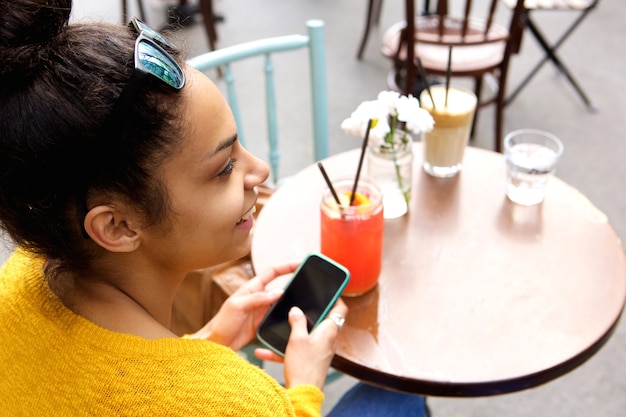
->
[251, 144, 626, 396]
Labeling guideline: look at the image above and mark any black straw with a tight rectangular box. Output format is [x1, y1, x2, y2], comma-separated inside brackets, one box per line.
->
[416, 57, 436, 111]
[350, 119, 373, 206]
[317, 162, 341, 206]
[444, 45, 452, 109]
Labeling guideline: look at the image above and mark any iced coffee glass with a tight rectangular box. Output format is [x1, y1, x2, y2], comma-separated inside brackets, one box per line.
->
[320, 178, 384, 296]
[420, 85, 477, 178]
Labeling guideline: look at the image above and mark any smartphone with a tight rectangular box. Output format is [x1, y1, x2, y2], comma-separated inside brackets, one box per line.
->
[256, 253, 350, 356]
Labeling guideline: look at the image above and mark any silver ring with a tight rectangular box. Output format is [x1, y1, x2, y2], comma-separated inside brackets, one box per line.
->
[328, 313, 345, 330]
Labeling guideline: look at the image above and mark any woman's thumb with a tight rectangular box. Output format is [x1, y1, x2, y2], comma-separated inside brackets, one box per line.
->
[288, 306, 308, 336]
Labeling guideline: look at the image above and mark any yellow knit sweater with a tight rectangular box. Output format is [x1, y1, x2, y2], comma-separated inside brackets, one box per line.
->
[0, 249, 324, 416]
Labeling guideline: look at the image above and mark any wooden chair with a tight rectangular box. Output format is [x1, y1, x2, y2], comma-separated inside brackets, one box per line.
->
[198, 0, 219, 52]
[357, 0, 432, 59]
[503, 0, 599, 111]
[121, 0, 146, 24]
[122, 0, 220, 53]
[381, 0, 527, 152]
[357, 0, 385, 59]
[187, 20, 330, 184]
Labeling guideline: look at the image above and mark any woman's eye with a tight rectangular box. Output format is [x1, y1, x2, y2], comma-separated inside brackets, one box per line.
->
[218, 158, 237, 177]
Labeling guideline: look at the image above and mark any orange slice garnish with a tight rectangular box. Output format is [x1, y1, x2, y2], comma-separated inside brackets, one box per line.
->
[340, 191, 371, 207]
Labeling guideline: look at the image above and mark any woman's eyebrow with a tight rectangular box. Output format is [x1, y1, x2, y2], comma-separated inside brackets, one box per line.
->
[212, 134, 238, 156]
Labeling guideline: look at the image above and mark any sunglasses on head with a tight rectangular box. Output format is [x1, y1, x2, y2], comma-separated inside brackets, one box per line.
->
[128, 18, 185, 89]
[110, 18, 186, 121]
[81, 19, 185, 238]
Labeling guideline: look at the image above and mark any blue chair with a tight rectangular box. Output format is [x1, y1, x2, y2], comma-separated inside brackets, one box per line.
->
[184, 21, 333, 371]
[187, 20, 330, 184]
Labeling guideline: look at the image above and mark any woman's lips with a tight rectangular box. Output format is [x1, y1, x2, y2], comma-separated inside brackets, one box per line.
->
[236, 205, 256, 225]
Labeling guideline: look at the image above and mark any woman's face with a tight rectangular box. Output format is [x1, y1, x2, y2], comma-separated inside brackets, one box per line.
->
[140, 68, 270, 273]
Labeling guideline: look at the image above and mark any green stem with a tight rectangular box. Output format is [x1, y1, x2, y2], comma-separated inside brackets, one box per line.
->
[385, 120, 410, 208]
[391, 147, 410, 207]
[388, 130, 410, 208]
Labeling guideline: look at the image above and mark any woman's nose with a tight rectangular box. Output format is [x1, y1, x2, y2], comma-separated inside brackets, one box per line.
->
[244, 151, 270, 189]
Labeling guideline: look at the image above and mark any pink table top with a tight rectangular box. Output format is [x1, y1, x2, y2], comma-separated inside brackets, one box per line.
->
[251, 144, 626, 396]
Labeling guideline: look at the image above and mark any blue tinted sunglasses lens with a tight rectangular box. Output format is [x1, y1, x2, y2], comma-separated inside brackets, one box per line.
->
[136, 39, 185, 89]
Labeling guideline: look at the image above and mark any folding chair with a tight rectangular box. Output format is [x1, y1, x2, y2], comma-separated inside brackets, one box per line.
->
[503, 0, 599, 111]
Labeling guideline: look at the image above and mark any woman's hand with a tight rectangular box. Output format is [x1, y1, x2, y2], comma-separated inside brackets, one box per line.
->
[255, 299, 348, 390]
[189, 263, 298, 351]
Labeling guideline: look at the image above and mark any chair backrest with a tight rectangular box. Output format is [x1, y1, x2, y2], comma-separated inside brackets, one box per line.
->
[502, 0, 598, 11]
[414, 0, 527, 48]
[187, 20, 329, 184]
[387, 0, 526, 95]
[417, 0, 510, 45]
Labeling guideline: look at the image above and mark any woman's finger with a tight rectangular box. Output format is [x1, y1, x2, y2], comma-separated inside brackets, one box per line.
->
[234, 262, 298, 296]
[254, 348, 285, 363]
[287, 306, 309, 339]
[328, 298, 348, 319]
[309, 300, 348, 336]
[255, 262, 299, 286]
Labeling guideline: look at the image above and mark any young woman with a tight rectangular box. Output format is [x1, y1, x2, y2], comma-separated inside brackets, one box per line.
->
[0, 1, 426, 415]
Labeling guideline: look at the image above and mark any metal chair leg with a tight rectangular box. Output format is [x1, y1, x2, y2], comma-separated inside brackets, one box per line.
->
[506, 7, 598, 112]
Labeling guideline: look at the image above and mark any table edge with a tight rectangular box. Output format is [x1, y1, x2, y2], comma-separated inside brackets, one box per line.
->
[331, 306, 624, 397]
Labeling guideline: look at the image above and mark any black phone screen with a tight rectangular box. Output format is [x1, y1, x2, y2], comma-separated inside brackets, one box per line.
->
[257, 254, 349, 355]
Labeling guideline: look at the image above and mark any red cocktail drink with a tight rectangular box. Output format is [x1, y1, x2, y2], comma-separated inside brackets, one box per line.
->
[321, 179, 384, 296]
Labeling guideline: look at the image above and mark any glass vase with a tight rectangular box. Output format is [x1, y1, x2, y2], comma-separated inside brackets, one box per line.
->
[366, 134, 414, 219]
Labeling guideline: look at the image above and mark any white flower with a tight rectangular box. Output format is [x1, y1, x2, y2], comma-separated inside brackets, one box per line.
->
[341, 90, 434, 148]
[376, 90, 401, 116]
[396, 95, 435, 134]
[341, 91, 433, 207]
[340, 99, 389, 142]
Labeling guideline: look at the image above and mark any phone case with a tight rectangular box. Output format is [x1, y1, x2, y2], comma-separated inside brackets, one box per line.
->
[256, 252, 350, 356]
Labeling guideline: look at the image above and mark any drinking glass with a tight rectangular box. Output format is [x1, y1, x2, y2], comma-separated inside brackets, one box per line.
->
[504, 129, 564, 206]
[420, 85, 477, 178]
[320, 178, 384, 296]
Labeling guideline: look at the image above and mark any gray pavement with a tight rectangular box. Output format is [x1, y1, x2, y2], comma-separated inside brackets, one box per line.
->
[2, 1, 624, 416]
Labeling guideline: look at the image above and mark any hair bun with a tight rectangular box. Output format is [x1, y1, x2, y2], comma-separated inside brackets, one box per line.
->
[1, 0, 71, 46]
[0, 0, 72, 81]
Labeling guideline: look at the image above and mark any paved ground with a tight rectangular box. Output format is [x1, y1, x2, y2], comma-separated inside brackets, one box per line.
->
[2, 1, 624, 416]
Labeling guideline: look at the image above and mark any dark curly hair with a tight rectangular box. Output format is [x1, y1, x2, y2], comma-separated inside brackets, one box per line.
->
[0, 0, 186, 273]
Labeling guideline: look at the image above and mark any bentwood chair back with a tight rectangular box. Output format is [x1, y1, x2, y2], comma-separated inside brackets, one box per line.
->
[381, 0, 526, 152]
[187, 20, 330, 184]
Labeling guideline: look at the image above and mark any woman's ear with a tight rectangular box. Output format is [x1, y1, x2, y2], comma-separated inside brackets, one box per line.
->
[83, 204, 140, 252]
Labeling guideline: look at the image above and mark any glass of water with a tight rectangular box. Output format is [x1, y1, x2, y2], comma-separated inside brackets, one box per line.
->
[504, 129, 564, 206]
